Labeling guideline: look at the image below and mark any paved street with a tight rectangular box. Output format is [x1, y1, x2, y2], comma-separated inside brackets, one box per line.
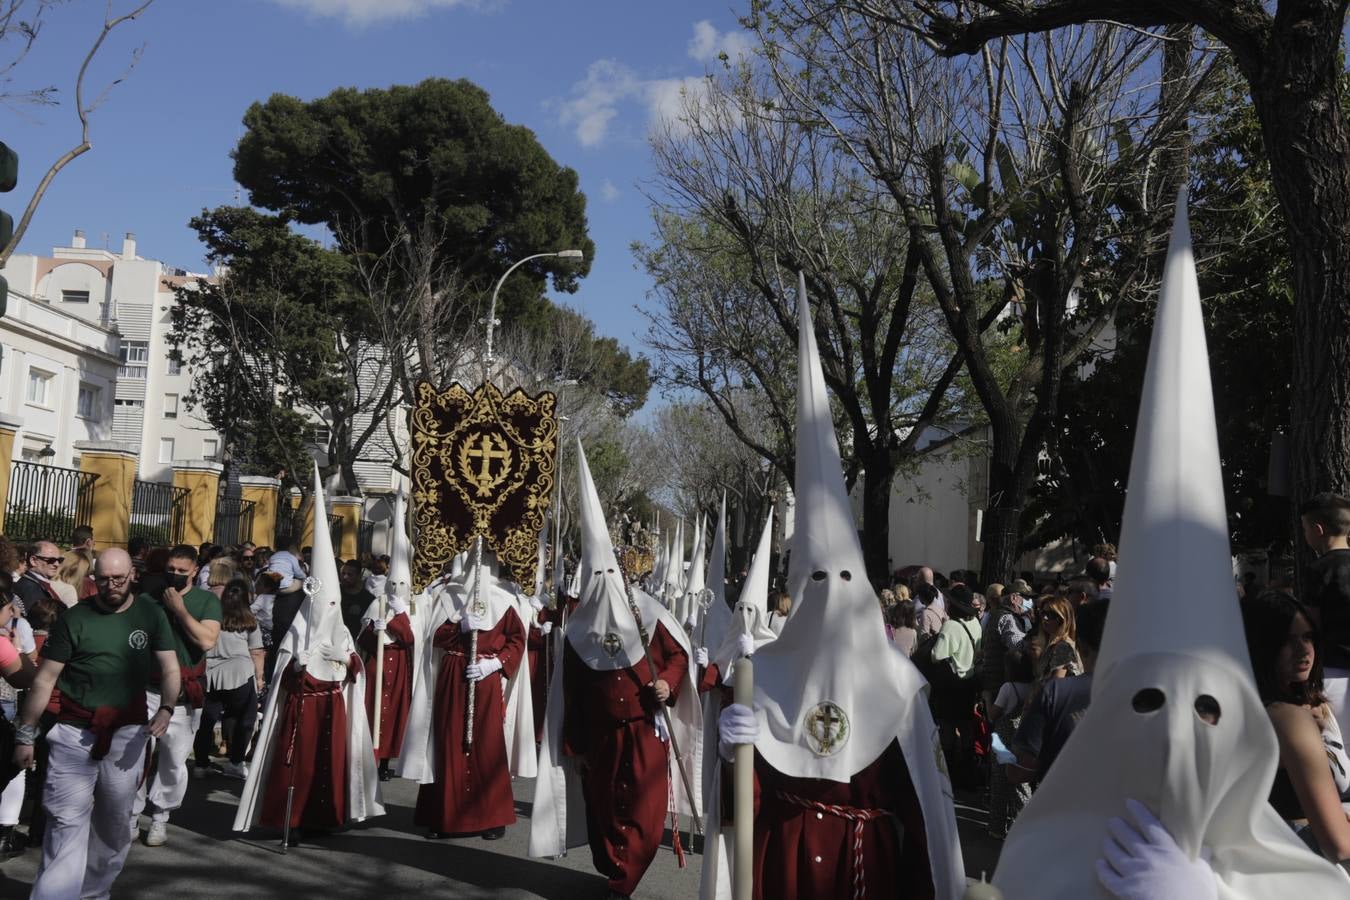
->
[0, 771, 1001, 898]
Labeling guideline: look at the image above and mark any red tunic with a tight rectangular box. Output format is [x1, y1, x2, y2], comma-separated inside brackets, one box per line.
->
[358, 612, 415, 760]
[562, 621, 688, 897]
[413, 608, 525, 833]
[697, 661, 723, 695]
[526, 621, 547, 740]
[746, 740, 934, 900]
[260, 665, 357, 830]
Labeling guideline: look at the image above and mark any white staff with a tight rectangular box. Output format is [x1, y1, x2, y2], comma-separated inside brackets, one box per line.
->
[733, 655, 754, 900]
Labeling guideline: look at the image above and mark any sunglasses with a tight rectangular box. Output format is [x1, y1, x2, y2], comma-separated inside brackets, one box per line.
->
[1043, 611, 1064, 623]
[31, 555, 61, 565]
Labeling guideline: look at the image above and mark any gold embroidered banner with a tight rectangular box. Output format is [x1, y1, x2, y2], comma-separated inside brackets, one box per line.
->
[410, 381, 558, 591]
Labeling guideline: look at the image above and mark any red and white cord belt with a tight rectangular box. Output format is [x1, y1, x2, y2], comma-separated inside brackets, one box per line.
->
[776, 791, 893, 900]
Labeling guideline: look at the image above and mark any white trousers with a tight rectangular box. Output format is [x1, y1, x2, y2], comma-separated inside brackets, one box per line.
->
[131, 692, 200, 825]
[0, 767, 24, 826]
[1324, 670, 1350, 734]
[32, 722, 148, 900]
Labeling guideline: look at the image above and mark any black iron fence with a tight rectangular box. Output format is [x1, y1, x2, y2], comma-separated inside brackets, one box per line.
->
[4, 461, 97, 544]
[129, 479, 188, 546]
[329, 513, 343, 551]
[271, 504, 348, 555]
[358, 520, 376, 560]
[213, 496, 256, 548]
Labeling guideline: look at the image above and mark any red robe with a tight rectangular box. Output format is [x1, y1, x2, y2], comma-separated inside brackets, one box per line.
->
[260, 664, 358, 830]
[562, 621, 688, 897]
[526, 621, 547, 740]
[358, 612, 415, 760]
[745, 740, 934, 900]
[413, 608, 525, 833]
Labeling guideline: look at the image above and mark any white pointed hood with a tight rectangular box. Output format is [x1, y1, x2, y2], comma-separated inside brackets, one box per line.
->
[699, 495, 735, 655]
[439, 544, 517, 634]
[566, 438, 677, 671]
[664, 520, 685, 606]
[301, 463, 350, 657]
[680, 514, 708, 625]
[386, 491, 413, 605]
[995, 192, 1349, 897]
[712, 504, 777, 680]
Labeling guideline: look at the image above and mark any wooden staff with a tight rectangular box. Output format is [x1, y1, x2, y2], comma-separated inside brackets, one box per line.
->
[616, 556, 703, 835]
[372, 591, 386, 751]
[733, 656, 754, 900]
[465, 535, 484, 751]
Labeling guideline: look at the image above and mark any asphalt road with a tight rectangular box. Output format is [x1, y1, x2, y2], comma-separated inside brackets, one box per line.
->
[0, 770, 1002, 899]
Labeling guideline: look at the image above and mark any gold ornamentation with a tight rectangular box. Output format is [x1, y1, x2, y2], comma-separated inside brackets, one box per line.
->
[602, 632, 622, 658]
[804, 701, 849, 757]
[410, 380, 557, 591]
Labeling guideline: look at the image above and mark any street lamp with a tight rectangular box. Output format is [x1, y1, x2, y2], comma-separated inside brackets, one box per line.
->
[484, 249, 585, 367]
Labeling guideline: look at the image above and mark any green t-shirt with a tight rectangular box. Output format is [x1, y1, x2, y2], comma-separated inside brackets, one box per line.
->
[44, 595, 176, 711]
[143, 586, 222, 674]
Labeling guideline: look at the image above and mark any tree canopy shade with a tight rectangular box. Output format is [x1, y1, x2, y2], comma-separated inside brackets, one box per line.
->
[232, 77, 595, 333]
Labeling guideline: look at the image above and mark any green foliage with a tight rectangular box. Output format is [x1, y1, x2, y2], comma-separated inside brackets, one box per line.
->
[233, 77, 595, 333]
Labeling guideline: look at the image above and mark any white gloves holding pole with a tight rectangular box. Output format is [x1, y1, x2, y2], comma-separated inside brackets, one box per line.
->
[465, 657, 504, 682]
[1097, 800, 1217, 900]
[718, 702, 758, 762]
[695, 647, 709, 667]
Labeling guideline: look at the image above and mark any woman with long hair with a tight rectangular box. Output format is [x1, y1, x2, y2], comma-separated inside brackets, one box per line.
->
[207, 556, 239, 597]
[1242, 591, 1350, 866]
[53, 549, 91, 605]
[766, 590, 791, 636]
[1028, 594, 1080, 682]
[888, 598, 919, 657]
[193, 576, 264, 780]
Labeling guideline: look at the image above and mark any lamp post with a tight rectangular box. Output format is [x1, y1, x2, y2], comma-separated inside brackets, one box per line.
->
[484, 249, 584, 368]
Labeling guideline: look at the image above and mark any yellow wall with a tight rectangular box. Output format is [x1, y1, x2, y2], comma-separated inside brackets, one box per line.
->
[172, 462, 222, 547]
[75, 442, 139, 550]
[238, 477, 280, 548]
[330, 496, 362, 561]
[0, 418, 19, 535]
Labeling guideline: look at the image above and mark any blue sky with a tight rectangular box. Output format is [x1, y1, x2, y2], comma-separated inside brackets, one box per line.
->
[5, 0, 754, 367]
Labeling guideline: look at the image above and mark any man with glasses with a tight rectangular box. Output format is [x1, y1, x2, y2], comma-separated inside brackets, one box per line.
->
[14, 548, 179, 900]
[16, 542, 65, 612]
[131, 544, 220, 848]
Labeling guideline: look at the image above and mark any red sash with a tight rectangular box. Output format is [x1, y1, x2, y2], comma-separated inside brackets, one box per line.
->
[150, 658, 208, 709]
[58, 693, 148, 759]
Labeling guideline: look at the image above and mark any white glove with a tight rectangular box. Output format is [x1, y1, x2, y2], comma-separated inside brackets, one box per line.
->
[718, 703, 759, 762]
[736, 634, 755, 659]
[695, 647, 709, 667]
[540, 621, 553, 636]
[368, 617, 387, 632]
[529, 596, 544, 612]
[465, 657, 504, 682]
[654, 711, 671, 743]
[388, 596, 409, 616]
[293, 649, 311, 671]
[1097, 800, 1217, 900]
[317, 642, 349, 664]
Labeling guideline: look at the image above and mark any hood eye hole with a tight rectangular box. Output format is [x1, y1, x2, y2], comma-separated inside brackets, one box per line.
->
[1131, 688, 1166, 714]
[840, 570, 852, 581]
[592, 570, 602, 576]
[606, 568, 615, 574]
[1194, 695, 1221, 725]
[811, 570, 827, 581]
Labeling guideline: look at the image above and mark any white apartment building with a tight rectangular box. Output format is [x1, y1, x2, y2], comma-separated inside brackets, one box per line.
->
[3, 231, 221, 481]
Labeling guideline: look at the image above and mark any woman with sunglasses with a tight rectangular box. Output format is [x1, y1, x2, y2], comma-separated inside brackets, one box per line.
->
[1029, 595, 1080, 684]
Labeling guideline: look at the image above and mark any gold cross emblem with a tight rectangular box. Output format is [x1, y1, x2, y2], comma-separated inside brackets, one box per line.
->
[804, 701, 849, 757]
[602, 632, 622, 658]
[458, 432, 512, 498]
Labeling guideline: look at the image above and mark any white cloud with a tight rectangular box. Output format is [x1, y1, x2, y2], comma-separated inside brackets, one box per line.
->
[644, 76, 712, 135]
[687, 20, 755, 64]
[558, 59, 643, 147]
[269, 0, 477, 27]
[599, 180, 621, 202]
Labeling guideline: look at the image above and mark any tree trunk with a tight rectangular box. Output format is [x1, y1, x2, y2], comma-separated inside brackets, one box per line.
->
[979, 418, 1026, 584]
[859, 448, 896, 586]
[1243, 61, 1350, 510]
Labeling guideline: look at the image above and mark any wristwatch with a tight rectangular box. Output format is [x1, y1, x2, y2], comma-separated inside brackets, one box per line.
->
[157, 704, 175, 715]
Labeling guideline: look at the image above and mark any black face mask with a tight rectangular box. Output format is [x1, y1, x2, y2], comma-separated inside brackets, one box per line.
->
[166, 573, 190, 591]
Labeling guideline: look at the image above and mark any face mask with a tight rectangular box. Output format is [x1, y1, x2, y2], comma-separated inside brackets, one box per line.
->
[1020, 597, 1034, 613]
[167, 573, 189, 591]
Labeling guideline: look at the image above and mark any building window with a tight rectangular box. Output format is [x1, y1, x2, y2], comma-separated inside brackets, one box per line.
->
[61, 290, 90, 304]
[25, 369, 53, 406]
[158, 437, 175, 464]
[305, 424, 331, 446]
[203, 438, 219, 461]
[118, 341, 148, 379]
[77, 383, 100, 419]
[166, 353, 182, 376]
[113, 398, 145, 408]
[163, 393, 178, 419]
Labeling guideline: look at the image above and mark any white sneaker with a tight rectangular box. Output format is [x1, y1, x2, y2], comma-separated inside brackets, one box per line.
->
[144, 821, 167, 847]
[129, 818, 139, 842]
[222, 761, 248, 780]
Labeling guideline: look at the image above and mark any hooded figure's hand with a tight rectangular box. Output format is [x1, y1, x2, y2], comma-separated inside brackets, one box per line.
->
[1097, 799, 1216, 900]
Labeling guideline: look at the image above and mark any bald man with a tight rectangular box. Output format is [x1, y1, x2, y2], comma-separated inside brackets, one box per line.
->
[14, 548, 181, 900]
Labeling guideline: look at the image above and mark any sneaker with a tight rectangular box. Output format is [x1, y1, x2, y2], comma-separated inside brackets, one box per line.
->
[129, 818, 139, 842]
[221, 761, 248, 780]
[144, 821, 168, 847]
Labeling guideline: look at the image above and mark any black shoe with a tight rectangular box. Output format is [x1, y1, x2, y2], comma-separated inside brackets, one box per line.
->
[378, 765, 392, 783]
[427, 830, 451, 840]
[481, 826, 506, 841]
[0, 825, 24, 856]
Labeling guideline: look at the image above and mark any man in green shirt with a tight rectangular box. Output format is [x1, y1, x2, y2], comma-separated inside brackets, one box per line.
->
[14, 548, 180, 900]
[132, 544, 221, 848]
